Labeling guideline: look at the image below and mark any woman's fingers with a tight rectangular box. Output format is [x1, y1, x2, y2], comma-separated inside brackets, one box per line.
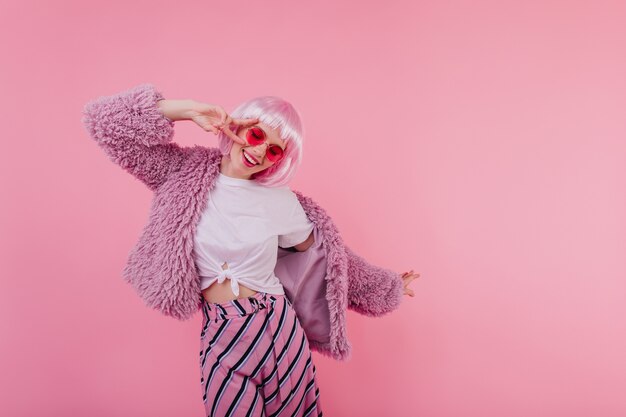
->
[218, 115, 258, 129]
[233, 117, 259, 127]
[407, 274, 419, 282]
[401, 270, 420, 279]
[209, 112, 259, 146]
[206, 124, 220, 135]
[215, 106, 228, 124]
[402, 271, 420, 291]
[193, 104, 254, 148]
[401, 269, 420, 297]
[221, 126, 247, 145]
[215, 116, 258, 146]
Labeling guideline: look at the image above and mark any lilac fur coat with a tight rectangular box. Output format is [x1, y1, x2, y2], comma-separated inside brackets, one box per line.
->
[81, 83, 404, 361]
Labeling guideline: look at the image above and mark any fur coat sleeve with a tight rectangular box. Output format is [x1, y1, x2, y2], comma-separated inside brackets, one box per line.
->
[81, 83, 189, 191]
[345, 245, 405, 317]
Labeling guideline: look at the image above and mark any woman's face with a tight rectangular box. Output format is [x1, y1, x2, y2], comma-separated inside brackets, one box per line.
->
[226, 122, 286, 178]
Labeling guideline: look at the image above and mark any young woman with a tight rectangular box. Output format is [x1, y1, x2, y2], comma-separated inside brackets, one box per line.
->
[83, 84, 420, 417]
[169, 95, 325, 416]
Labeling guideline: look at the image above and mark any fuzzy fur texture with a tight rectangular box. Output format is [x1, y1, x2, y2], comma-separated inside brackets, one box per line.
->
[82, 83, 405, 361]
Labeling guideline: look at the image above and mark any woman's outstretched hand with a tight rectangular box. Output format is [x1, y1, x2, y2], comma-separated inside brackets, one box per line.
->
[188, 102, 259, 146]
[401, 270, 420, 297]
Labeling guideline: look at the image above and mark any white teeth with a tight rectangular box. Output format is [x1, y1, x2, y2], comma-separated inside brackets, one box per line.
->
[243, 150, 257, 165]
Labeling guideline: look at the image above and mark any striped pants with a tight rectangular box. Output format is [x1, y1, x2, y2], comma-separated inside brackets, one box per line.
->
[199, 291, 323, 417]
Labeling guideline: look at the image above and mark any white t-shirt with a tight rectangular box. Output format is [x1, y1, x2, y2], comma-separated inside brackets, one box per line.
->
[192, 172, 315, 296]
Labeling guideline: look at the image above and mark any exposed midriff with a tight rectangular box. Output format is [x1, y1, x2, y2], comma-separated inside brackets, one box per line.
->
[201, 262, 258, 304]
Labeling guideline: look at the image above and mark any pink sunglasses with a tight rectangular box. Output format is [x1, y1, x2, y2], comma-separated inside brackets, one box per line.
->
[245, 127, 285, 163]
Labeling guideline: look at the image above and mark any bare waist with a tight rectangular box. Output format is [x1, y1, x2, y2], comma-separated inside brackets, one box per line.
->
[201, 279, 258, 304]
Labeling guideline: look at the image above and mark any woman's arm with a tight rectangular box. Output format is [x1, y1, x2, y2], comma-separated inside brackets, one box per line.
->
[81, 83, 193, 191]
[293, 230, 315, 252]
[289, 188, 405, 315]
[156, 98, 199, 122]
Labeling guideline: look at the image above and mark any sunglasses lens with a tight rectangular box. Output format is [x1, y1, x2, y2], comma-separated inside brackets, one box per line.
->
[267, 145, 284, 162]
[246, 127, 265, 145]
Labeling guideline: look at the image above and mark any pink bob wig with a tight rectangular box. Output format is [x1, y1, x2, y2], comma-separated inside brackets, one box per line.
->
[217, 96, 305, 188]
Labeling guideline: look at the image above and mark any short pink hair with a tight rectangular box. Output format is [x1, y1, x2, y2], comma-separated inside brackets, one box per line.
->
[217, 96, 305, 188]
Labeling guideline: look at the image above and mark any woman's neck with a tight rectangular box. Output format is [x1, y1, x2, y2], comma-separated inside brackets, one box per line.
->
[220, 155, 252, 180]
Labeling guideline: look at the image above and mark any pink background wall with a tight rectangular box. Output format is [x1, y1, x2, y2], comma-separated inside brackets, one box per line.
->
[2, 1, 625, 416]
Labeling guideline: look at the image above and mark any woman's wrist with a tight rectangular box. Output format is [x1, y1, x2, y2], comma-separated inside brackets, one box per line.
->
[156, 99, 198, 122]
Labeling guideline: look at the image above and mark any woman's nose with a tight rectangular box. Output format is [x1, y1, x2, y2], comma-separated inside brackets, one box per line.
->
[251, 142, 268, 153]
[249, 142, 267, 159]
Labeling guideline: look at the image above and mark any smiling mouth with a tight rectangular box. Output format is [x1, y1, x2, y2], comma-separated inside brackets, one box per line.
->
[242, 149, 259, 167]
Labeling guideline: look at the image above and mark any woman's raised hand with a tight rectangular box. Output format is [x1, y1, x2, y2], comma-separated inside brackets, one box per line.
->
[401, 270, 420, 297]
[188, 101, 259, 146]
